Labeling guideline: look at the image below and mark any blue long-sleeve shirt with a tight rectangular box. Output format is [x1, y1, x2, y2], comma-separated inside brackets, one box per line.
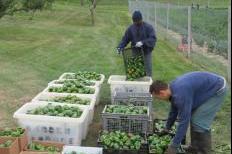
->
[118, 22, 157, 53]
[166, 71, 224, 146]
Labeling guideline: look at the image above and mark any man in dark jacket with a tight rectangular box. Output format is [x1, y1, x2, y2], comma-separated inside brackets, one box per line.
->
[117, 10, 157, 77]
[149, 71, 228, 154]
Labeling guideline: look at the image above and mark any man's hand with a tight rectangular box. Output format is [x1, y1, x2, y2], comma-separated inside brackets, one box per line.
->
[116, 47, 123, 54]
[135, 41, 143, 47]
[160, 128, 170, 136]
[165, 145, 179, 154]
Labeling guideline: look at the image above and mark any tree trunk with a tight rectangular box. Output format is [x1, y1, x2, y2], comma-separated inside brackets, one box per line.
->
[90, 0, 96, 25]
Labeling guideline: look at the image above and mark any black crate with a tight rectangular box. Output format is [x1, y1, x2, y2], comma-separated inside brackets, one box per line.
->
[153, 119, 186, 145]
[97, 131, 149, 154]
[122, 47, 146, 80]
[101, 105, 152, 134]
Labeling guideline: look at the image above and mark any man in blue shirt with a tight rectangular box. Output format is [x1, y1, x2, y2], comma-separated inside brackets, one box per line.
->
[149, 71, 228, 154]
[117, 10, 157, 77]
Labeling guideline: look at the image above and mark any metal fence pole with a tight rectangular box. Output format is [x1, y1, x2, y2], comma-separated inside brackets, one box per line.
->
[154, 3, 157, 28]
[166, 3, 170, 39]
[187, 6, 192, 58]
[228, 6, 231, 83]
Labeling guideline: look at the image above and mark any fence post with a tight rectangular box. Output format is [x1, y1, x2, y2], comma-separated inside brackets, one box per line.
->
[154, 2, 157, 28]
[228, 6, 231, 83]
[166, 3, 170, 39]
[187, 6, 192, 58]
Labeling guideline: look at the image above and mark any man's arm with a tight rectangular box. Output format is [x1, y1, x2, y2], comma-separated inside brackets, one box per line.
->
[166, 103, 178, 130]
[141, 25, 157, 48]
[171, 94, 192, 147]
[118, 28, 130, 49]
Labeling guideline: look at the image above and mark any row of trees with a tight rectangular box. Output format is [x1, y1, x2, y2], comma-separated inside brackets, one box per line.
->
[0, 0, 55, 19]
[0, 0, 97, 25]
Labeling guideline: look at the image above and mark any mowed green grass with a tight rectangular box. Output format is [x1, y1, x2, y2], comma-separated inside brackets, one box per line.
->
[0, 0, 230, 153]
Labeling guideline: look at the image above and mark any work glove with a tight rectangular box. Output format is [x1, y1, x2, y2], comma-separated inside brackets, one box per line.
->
[160, 128, 170, 136]
[116, 47, 123, 54]
[135, 41, 143, 47]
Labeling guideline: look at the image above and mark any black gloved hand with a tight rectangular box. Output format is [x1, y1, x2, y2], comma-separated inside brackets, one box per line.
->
[116, 47, 123, 54]
[160, 128, 170, 136]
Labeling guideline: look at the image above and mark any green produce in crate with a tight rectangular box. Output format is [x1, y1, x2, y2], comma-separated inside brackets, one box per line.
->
[47, 95, 90, 105]
[126, 55, 145, 81]
[48, 82, 95, 94]
[99, 131, 144, 150]
[0, 140, 13, 148]
[148, 134, 172, 154]
[28, 142, 61, 152]
[55, 79, 95, 86]
[27, 103, 83, 118]
[154, 120, 177, 134]
[0, 127, 24, 137]
[64, 71, 101, 81]
[105, 105, 147, 115]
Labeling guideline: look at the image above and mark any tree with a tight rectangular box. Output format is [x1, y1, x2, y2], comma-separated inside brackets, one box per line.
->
[0, 0, 55, 19]
[0, 0, 17, 18]
[89, 0, 96, 25]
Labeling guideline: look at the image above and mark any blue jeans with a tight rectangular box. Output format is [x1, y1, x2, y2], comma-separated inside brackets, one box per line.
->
[191, 84, 228, 132]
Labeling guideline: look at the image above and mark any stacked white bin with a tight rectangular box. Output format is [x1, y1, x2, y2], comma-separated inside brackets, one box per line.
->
[14, 72, 105, 146]
[31, 92, 96, 126]
[62, 146, 103, 154]
[58, 73, 105, 105]
[13, 102, 89, 146]
[108, 75, 153, 103]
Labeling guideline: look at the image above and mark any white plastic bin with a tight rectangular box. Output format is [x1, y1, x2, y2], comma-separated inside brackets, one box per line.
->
[108, 75, 153, 103]
[62, 146, 103, 154]
[59, 72, 105, 85]
[42, 84, 100, 105]
[13, 102, 89, 145]
[48, 79, 99, 88]
[31, 92, 96, 125]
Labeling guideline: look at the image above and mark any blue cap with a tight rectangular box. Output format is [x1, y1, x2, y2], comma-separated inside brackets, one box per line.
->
[132, 10, 143, 22]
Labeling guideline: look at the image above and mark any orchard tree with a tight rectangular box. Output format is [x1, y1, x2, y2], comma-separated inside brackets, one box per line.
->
[0, 0, 17, 18]
[89, 0, 96, 25]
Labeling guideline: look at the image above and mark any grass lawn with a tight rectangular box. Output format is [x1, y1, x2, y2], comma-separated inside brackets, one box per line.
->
[0, 0, 230, 153]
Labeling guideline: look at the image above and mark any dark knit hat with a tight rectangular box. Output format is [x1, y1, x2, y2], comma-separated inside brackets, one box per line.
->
[132, 10, 142, 22]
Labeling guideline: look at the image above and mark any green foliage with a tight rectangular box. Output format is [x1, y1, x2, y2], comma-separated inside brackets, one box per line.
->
[48, 95, 91, 105]
[27, 103, 83, 118]
[0, 140, 13, 148]
[99, 131, 144, 150]
[28, 142, 61, 152]
[105, 105, 148, 115]
[0, 127, 24, 137]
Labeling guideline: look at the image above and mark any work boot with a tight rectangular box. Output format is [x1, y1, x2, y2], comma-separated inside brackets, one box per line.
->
[195, 130, 212, 154]
[183, 127, 198, 154]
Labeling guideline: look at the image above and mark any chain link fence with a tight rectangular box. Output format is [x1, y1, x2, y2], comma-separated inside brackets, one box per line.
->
[129, 0, 231, 83]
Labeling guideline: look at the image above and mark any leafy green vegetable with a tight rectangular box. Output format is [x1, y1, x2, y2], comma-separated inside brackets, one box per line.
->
[126, 55, 145, 81]
[0, 140, 13, 148]
[105, 105, 147, 115]
[154, 120, 176, 134]
[148, 134, 172, 154]
[43, 95, 90, 105]
[64, 71, 101, 81]
[54, 79, 95, 86]
[0, 127, 25, 137]
[99, 131, 144, 150]
[28, 142, 61, 152]
[27, 103, 83, 118]
[48, 81, 95, 94]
